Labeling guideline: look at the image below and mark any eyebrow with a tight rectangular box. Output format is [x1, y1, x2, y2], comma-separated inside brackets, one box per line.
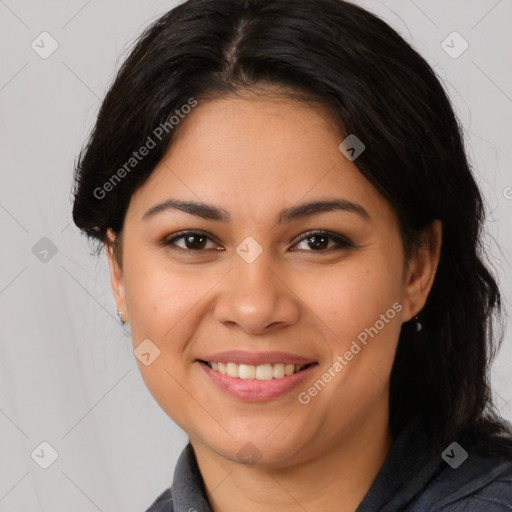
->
[142, 198, 371, 223]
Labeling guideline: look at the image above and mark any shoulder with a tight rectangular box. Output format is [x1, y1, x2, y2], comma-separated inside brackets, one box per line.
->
[145, 487, 173, 512]
[436, 476, 512, 511]
[414, 442, 512, 511]
[438, 477, 512, 512]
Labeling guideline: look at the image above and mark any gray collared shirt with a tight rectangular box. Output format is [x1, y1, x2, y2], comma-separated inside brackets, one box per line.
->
[145, 418, 512, 511]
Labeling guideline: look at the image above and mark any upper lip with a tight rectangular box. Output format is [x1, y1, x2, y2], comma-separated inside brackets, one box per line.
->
[198, 350, 316, 366]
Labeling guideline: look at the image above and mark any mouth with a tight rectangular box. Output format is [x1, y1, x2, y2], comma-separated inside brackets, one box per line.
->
[197, 352, 319, 402]
[199, 360, 316, 380]
[196, 350, 319, 401]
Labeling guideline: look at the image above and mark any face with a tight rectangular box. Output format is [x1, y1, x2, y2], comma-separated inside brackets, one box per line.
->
[106, 92, 440, 467]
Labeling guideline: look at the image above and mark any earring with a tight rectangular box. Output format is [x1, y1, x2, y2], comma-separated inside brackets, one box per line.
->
[413, 315, 423, 332]
[116, 308, 125, 324]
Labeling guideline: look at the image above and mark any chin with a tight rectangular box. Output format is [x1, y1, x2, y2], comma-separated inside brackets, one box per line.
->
[201, 429, 309, 468]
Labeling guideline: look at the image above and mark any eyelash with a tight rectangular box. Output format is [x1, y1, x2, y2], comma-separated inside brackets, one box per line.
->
[161, 230, 354, 254]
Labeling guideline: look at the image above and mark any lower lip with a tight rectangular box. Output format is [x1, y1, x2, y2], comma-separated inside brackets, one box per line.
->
[198, 362, 317, 402]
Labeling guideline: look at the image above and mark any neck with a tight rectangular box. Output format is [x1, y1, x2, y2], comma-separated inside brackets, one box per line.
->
[191, 400, 393, 512]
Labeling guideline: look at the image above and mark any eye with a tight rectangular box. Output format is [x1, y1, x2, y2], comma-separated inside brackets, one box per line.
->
[162, 230, 221, 251]
[160, 229, 353, 254]
[292, 230, 353, 252]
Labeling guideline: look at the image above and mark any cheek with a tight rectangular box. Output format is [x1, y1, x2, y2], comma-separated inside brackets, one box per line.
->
[302, 255, 404, 339]
[292, 257, 404, 428]
[122, 260, 214, 425]
[122, 256, 213, 347]
[294, 247, 405, 409]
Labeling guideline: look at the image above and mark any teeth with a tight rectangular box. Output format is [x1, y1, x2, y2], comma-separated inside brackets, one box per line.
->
[239, 364, 256, 379]
[208, 361, 307, 380]
[273, 363, 285, 379]
[256, 364, 273, 380]
[226, 362, 239, 378]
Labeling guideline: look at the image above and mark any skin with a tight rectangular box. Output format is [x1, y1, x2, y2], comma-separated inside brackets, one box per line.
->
[105, 91, 442, 512]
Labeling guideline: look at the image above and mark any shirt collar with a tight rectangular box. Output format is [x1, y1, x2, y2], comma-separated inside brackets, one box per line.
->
[168, 417, 509, 512]
[171, 444, 213, 512]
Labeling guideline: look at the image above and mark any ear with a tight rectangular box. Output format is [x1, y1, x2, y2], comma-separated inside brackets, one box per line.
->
[104, 228, 128, 323]
[401, 219, 442, 322]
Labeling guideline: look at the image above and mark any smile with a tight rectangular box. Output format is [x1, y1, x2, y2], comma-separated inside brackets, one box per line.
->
[198, 358, 318, 402]
[202, 361, 312, 380]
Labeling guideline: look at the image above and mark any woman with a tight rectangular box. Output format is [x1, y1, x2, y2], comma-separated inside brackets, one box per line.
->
[71, 0, 512, 510]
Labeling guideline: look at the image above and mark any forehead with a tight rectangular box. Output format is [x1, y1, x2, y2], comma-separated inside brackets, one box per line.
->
[127, 94, 396, 227]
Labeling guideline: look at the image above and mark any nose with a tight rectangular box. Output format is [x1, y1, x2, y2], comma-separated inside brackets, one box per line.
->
[213, 251, 300, 335]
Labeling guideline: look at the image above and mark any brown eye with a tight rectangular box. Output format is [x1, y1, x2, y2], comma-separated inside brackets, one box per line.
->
[183, 234, 207, 249]
[293, 231, 353, 252]
[163, 231, 219, 251]
[305, 234, 330, 250]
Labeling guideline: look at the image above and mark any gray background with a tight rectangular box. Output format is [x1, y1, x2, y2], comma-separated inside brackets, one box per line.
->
[1, 0, 511, 510]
